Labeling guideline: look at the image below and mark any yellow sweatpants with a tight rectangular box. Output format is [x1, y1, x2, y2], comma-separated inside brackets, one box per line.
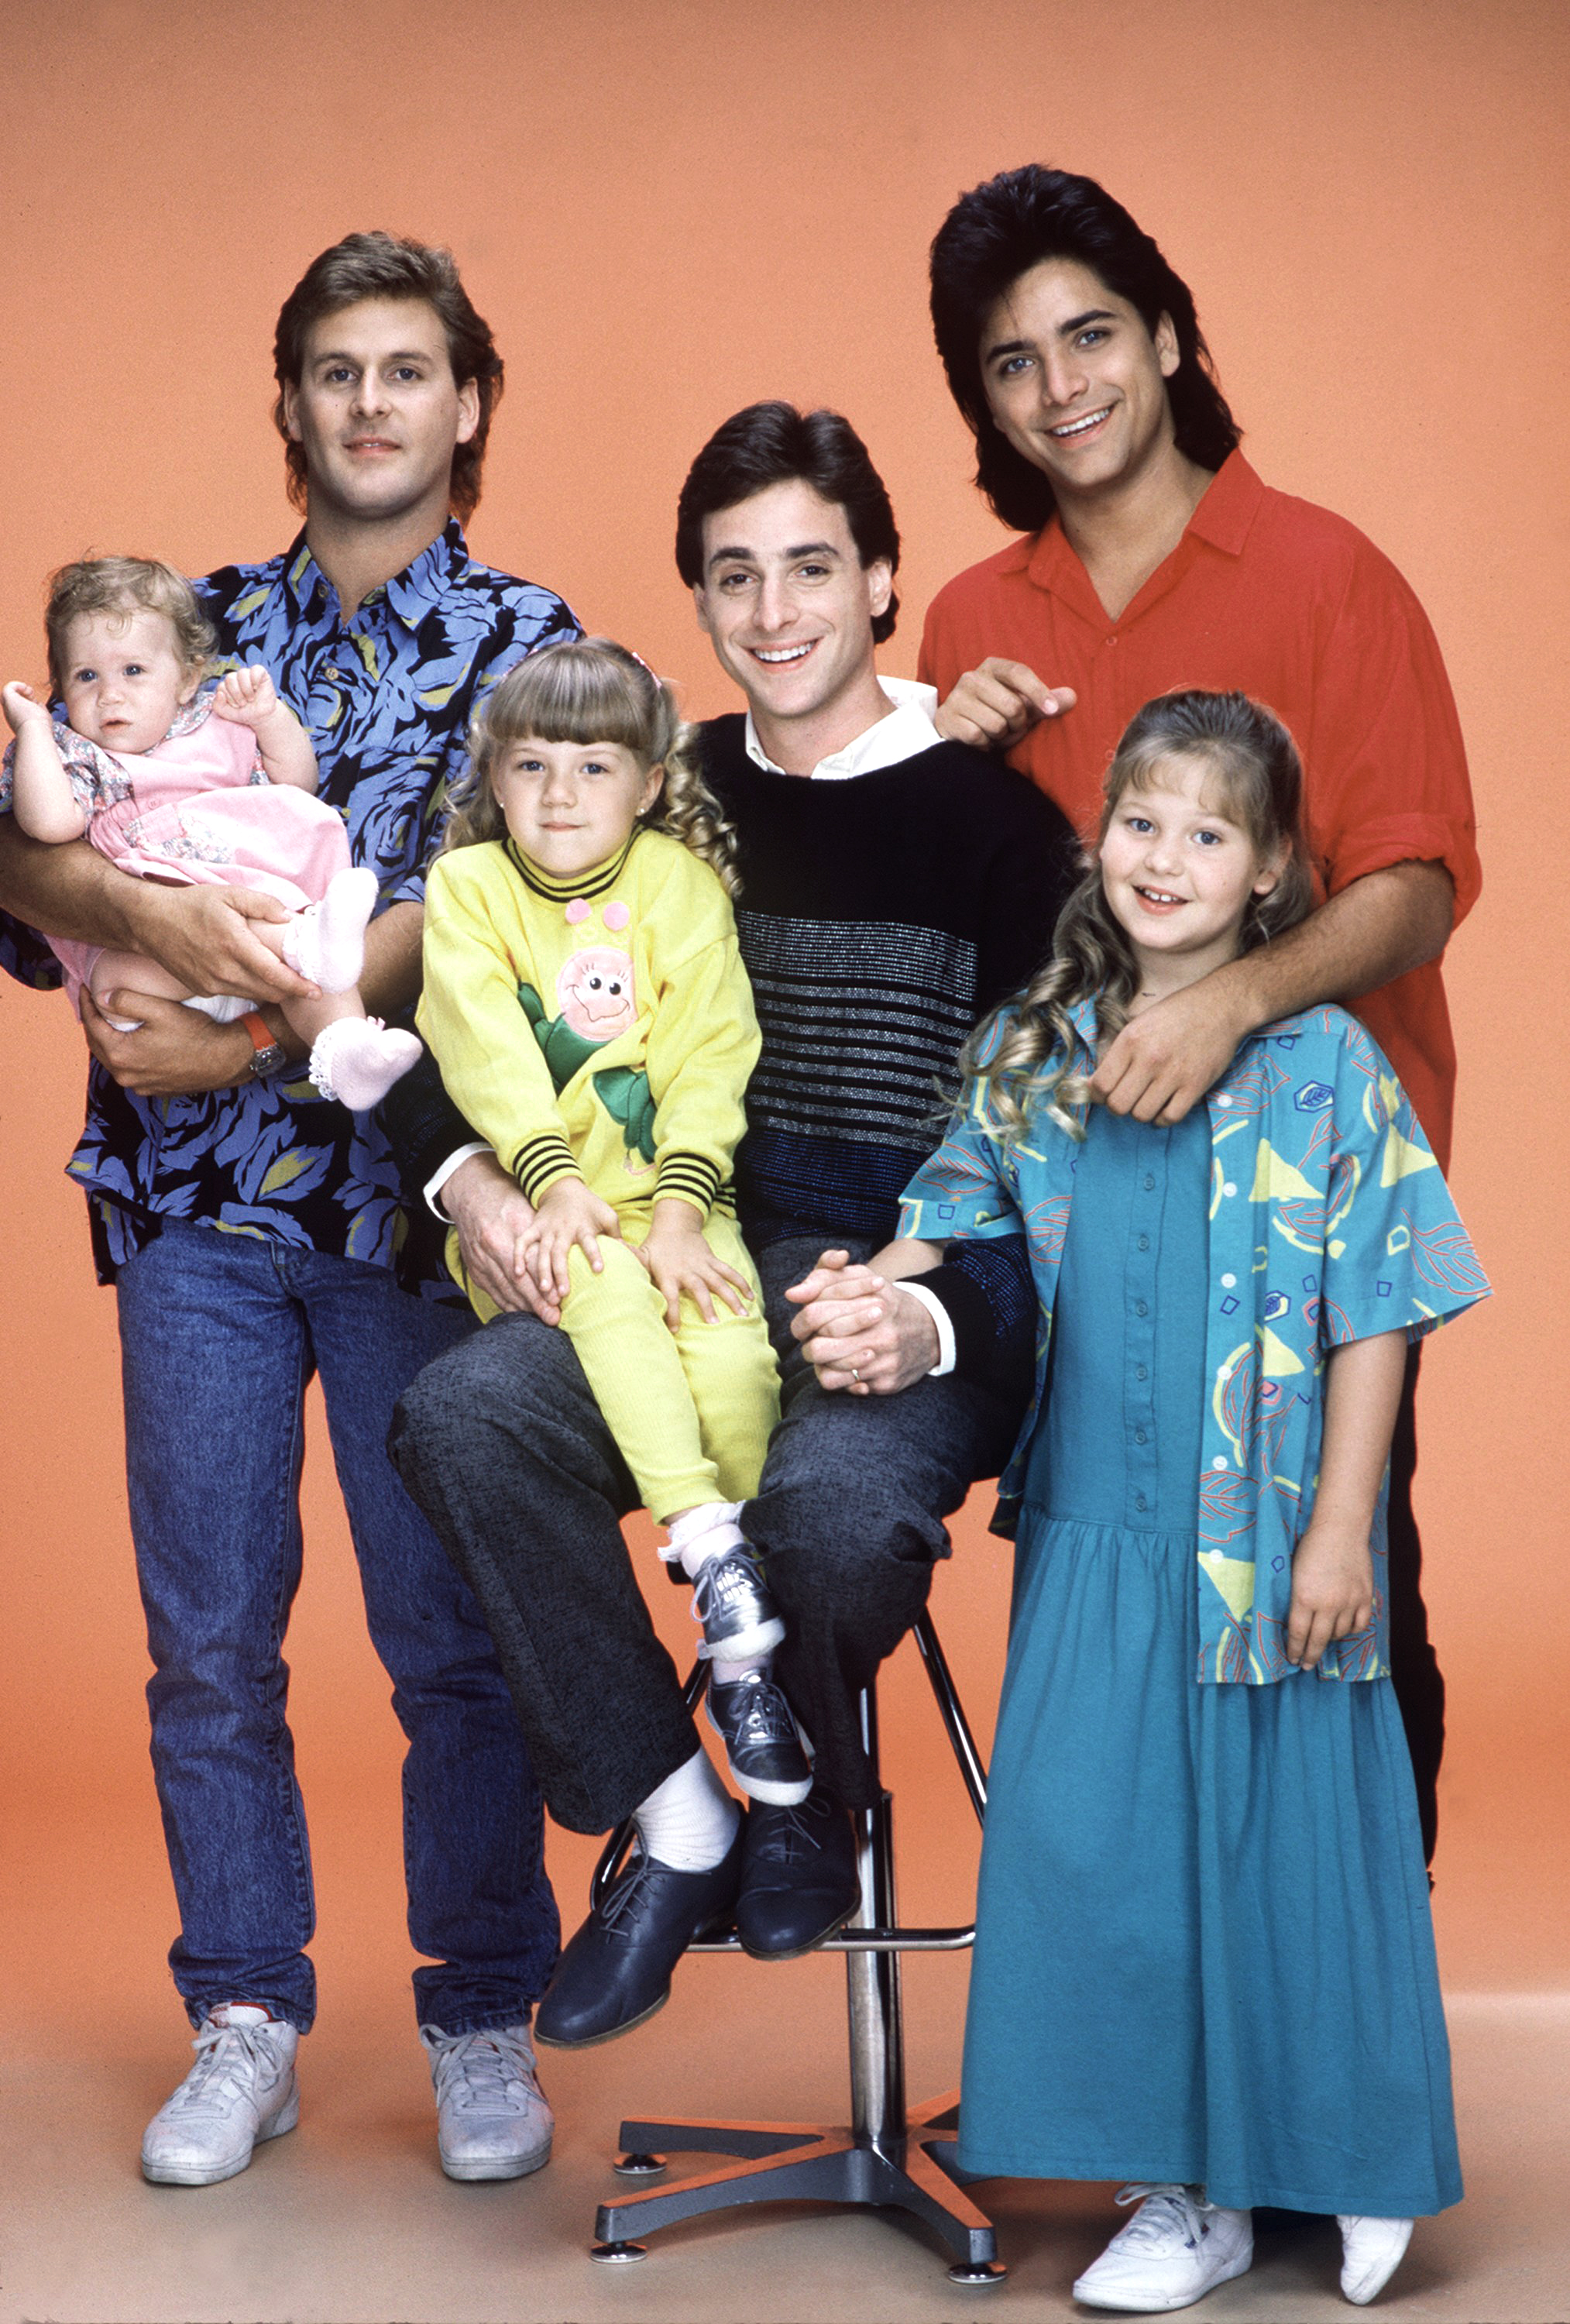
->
[448, 1209, 780, 1522]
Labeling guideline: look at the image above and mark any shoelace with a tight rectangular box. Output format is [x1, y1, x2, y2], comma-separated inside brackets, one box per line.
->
[427, 2029, 539, 2115]
[751, 1795, 833, 1867]
[1111, 2183, 1214, 2251]
[165, 2019, 286, 2117]
[690, 1548, 767, 1644]
[598, 1852, 673, 1944]
[712, 1673, 797, 1746]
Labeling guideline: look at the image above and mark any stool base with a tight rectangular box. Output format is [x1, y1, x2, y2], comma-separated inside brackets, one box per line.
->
[593, 2089, 1003, 2276]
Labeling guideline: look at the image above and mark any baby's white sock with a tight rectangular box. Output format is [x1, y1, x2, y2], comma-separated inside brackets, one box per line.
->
[665, 1500, 747, 1580]
[307, 1018, 422, 1110]
[285, 866, 379, 994]
[632, 1746, 739, 1872]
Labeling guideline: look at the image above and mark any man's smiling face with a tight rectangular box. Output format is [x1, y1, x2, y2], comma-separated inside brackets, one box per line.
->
[692, 480, 891, 736]
[980, 256, 1180, 504]
[282, 297, 478, 527]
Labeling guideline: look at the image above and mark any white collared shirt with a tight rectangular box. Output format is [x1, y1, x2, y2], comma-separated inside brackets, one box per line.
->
[743, 676, 942, 781]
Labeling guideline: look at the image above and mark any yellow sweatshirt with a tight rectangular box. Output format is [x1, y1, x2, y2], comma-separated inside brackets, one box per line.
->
[419, 829, 760, 1221]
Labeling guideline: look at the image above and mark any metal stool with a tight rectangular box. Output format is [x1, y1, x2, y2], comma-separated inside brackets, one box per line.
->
[587, 1610, 1005, 2286]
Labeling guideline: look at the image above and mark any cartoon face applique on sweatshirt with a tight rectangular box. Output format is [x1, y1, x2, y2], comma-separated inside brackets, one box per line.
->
[517, 899, 657, 1167]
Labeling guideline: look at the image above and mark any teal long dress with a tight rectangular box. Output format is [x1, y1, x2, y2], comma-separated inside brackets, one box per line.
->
[956, 1105, 1462, 2217]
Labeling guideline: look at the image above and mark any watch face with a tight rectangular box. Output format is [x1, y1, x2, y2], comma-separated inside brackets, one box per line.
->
[249, 1041, 287, 1079]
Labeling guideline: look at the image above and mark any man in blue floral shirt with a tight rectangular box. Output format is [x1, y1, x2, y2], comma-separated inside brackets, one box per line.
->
[0, 232, 575, 2187]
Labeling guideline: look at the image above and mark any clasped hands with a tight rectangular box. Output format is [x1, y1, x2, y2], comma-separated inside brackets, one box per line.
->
[443, 1158, 937, 1392]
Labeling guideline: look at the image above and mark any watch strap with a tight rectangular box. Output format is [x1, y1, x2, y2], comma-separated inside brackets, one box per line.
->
[241, 1010, 288, 1079]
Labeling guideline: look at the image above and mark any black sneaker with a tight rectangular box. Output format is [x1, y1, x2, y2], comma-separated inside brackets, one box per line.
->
[690, 1544, 785, 1663]
[706, 1671, 812, 1805]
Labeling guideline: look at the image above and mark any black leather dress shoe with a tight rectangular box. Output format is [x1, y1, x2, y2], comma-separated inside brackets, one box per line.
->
[734, 1788, 862, 1960]
[534, 1821, 744, 2048]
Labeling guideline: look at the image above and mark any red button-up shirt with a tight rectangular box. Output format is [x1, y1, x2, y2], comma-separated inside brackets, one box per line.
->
[919, 453, 1479, 1165]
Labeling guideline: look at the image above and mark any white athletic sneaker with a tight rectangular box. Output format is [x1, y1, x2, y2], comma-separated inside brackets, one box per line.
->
[1338, 2215, 1414, 2305]
[421, 2022, 553, 2181]
[140, 2003, 300, 2185]
[1072, 2184, 1253, 2312]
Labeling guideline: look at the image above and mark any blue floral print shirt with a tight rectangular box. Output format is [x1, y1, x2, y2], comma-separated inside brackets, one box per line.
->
[0, 520, 579, 1291]
[899, 1002, 1489, 1684]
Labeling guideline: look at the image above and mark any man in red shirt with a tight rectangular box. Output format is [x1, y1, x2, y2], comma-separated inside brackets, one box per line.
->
[916, 165, 1479, 1858]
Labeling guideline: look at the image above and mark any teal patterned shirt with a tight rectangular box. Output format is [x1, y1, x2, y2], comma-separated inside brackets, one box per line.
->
[0, 521, 578, 1292]
[899, 1001, 1489, 1684]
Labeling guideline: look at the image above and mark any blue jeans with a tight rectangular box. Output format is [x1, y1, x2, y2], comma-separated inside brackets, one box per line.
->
[116, 1222, 559, 2034]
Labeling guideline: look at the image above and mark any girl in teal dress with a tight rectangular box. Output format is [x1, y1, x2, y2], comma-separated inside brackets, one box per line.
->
[888, 691, 1488, 2312]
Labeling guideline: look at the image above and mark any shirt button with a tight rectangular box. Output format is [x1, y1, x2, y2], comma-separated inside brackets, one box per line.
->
[1211, 1456, 1228, 1472]
[1222, 1181, 1238, 1198]
[1216, 1093, 1232, 1109]
[1134, 1428, 1148, 1445]
[1137, 1232, 1150, 1252]
[1134, 1492, 1147, 1511]
[1221, 1272, 1237, 1288]
[322, 666, 342, 680]
[1136, 1363, 1149, 1380]
[1142, 1174, 1156, 1191]
[1133, 1298, 1149, 1317]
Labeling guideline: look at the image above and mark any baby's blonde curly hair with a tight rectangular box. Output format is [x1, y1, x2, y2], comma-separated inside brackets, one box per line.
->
[44, 557, 217, 699]
[441, 637, 740, 896]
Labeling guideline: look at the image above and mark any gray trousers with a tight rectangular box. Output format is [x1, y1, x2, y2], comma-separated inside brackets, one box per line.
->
[389, 1237, 1025, 1832]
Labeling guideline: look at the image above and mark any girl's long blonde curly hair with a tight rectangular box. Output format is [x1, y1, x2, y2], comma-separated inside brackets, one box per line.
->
[963, 689, 1315, 1143]
[441, 637, 740, 895]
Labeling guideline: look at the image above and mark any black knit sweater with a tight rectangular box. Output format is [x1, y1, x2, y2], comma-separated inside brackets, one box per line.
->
[702, 715, 1076, 1371]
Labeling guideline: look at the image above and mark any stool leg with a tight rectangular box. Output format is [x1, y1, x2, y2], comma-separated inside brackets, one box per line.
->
[586, 1673, 1005, 2279]
[847, 1685, 905, 2156]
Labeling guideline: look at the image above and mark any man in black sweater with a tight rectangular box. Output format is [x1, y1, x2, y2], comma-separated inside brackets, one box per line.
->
[386, 404, 1076, 2046]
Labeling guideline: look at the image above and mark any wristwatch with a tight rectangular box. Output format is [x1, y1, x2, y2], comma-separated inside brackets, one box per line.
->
[241, 1010, 288, 1081]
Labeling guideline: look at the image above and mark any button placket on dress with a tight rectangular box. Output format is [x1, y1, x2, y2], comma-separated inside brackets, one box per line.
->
[1124, 1128, 1166, 1521]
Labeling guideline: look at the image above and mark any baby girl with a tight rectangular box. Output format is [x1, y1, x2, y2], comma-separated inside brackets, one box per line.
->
[2, 555, 421, 1109]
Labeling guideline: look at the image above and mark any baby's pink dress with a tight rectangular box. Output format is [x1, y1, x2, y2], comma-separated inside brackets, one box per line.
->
[23, 700, 351, 1016]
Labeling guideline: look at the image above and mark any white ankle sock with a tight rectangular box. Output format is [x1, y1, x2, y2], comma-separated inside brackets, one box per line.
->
[632, 1746, 738, 1872]
[710, 1650, 768, 1687]
[285, 866, 379, 993]
[665, 1500, 747, 1580]
[307, 1018, 422, 1110]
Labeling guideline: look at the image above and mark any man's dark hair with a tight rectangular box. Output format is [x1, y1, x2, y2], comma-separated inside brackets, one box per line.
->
[929, 165, 1241, 534]
[272, 231, 503, 522]
[675, 401, 902, 644]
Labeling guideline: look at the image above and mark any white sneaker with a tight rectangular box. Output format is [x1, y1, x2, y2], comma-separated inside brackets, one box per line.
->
[141, 2004, 299, 2185]
[421, 2023, 553, 2181]
[1073, 2184, 1252, 2312]
[1338, 2215, 1414, 2305]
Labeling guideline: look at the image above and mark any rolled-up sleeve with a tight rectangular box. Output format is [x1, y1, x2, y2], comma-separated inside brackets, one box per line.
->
[1307, 545, 1480, 926]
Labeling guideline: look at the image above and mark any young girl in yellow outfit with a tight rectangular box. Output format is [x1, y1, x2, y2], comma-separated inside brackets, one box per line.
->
[420, 639, 807, 1808]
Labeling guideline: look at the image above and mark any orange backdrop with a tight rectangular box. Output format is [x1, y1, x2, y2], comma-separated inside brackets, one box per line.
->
[2, 0, 1565, 2009]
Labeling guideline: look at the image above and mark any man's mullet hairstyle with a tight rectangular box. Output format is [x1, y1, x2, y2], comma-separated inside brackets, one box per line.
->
[272, 231, 504, 521]
[673, 401, 902, 645]
[929, 165, 1241, 535]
